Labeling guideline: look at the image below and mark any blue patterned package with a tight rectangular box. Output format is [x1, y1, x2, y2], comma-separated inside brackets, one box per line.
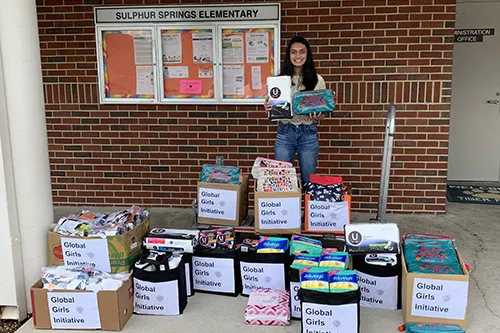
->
[199, 164, 241, 184]
[407, 262, 463, 275]
[405, 245, 459, 264]
[406, 323, 465, 333]
[292, 90, 336, 115]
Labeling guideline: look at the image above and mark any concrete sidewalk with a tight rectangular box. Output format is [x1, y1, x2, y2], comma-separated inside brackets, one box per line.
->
[17, 202, 500, 333]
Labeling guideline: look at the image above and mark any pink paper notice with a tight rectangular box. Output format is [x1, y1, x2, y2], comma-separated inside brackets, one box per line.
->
[180, 80, 202, 94]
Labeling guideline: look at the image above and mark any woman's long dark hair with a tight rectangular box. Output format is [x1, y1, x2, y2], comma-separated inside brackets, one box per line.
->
[280, 36, 318, 91]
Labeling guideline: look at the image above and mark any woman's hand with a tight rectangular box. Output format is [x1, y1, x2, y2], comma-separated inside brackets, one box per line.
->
[309, 112, 326, 121]
[264, 98, 272, 112]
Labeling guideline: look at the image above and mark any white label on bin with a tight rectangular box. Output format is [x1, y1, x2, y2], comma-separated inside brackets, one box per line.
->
[192, 257, 235, 293]
[185, 262, 192, 296]
[411, 278, 468, 320]
[307, 200, 349, 232]
[302, 302, 357, 333]
[61, 237, 110, 273]
[290, 281, 301, 318]
[134, 279, 180, 316]
[198, 188, 237, 221]
[48, 292, 101, 329]
[258, 197, 300, 230]
[357, 271, 398, 310]
[240, 262, 285, 295]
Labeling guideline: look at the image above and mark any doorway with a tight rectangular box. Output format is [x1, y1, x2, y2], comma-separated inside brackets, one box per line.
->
[448, 1, 500, 183]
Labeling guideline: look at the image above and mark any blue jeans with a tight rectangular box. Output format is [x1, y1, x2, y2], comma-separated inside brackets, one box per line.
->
[274, 122, 319, 185]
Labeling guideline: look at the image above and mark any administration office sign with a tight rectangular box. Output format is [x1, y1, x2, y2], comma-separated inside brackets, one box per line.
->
[454, 28, 495, 43]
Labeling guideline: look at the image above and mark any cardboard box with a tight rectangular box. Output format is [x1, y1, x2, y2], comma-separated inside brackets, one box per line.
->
[254, 182, 302, 234]
[197, 175, 249, 226]
[48, 218, 150, 273]
[402, 247, 469, 330]
[30, 277, 133, 331]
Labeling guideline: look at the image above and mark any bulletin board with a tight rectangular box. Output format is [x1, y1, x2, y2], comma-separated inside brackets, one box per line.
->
[94, 4, 281, 104]
[160, 28, 215, 101]
[99, 28, 156, 102]
[220, 27, 275, 101]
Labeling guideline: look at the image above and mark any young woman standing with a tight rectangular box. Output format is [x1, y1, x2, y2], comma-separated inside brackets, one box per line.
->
[265, 36, 326, 185]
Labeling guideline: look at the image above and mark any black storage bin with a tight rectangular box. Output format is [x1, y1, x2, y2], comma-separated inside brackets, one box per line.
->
[299, 289, 361, 333]
[238, 250, 289, 296]
[192, 248, 241, 297]
[133, 252, 188, 316]
[352, 253, 402, 310]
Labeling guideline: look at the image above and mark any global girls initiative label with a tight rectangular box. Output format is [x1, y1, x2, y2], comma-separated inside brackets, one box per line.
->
[192, 257, 235, 293]
[198, 188, 237, 220]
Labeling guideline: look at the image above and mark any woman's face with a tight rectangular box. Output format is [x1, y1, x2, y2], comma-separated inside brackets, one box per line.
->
[289, 42, 307, 69]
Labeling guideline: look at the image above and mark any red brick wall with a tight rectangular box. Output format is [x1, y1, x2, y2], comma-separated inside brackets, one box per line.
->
[37, 0, 455, 214]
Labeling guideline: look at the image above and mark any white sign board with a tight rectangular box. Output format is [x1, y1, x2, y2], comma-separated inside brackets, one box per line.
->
[61, 237, 110, 272]
[307, 200, 349, 231]
[47, 292, 101, 329]
[411, 278, 468, 320]
[240, 262, 285, 295]
[302, 302, 358, 333]
[94, 5, 280, 23]
[198, 188, 237, 221]
[357, 271, 398, 310]
[134, 279, 180, 316]
[290, 281, 301, 318]
[257, 197, 301, 230]
[192, 256, 235, 293]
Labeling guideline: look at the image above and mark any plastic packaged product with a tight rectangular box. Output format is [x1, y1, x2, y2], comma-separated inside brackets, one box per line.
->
[290, 235, 323, 256]
[257, 175, 299, 192]
[292, 254, 320, 268]
[319, 251, 348, 269]
[239, 238, 259, 252]
[292, 89, 336, 115]
[198, 229, 218, 249]
[199, 164, 241, 184]
[256, 236, 289, 253]
[406, 323, 465, 333]
[251, 157, 293, 179]
[329, 270, 358, 293]
[244, 290, 291, 326]
[41, 266, 130, 291]
[405, 245, 459, 264]
[304, 182, 344, 202]
[309, 175, 343, 186]
[257, 167, 297, 179]
[300, 267, 330, 293]
[407, 262, 463, 275]
[216, 227, 235, 250]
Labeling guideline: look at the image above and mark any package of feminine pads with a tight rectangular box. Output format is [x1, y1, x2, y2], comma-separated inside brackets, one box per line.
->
[267, 76, 293, 121]
[244, 290, 291, 326]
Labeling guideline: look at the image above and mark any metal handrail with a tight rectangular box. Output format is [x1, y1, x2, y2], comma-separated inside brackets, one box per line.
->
[376, 104, 396, 223]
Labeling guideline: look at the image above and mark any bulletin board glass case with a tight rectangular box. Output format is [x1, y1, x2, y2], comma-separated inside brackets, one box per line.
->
[94, 4, 281, 105]
[96, 27, 158, 103]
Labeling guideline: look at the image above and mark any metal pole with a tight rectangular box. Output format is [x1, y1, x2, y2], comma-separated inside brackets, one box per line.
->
[376, 104, 396, 223]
